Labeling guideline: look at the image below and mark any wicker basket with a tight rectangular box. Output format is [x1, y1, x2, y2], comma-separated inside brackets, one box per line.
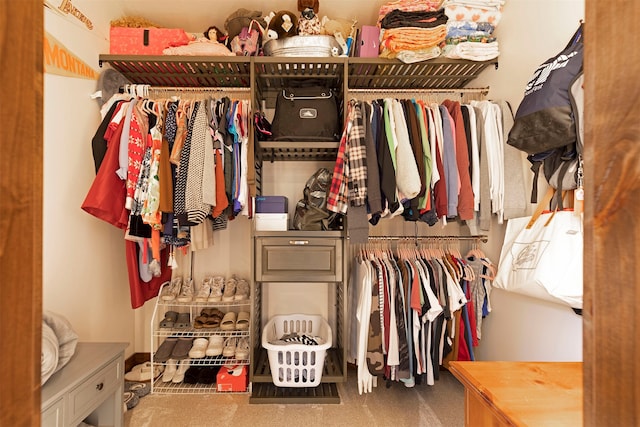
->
[262, 314, 332, 387]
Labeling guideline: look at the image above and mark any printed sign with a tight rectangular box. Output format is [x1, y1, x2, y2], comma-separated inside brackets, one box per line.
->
[44, 32, 99, 80]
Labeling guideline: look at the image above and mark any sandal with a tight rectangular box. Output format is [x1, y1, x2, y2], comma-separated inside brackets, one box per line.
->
[194, 308, 213, 329]
[236, 311, 250, 331]
[220, 311, 237, 331]
[204, 308, 224, 329]
[159, 311, 178, 329]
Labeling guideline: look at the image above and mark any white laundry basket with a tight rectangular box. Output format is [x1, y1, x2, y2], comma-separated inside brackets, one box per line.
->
[262, 314, 332, 387]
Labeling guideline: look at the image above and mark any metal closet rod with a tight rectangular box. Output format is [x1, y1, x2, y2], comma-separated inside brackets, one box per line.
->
[348, 87, 489, 96]
[360, 235, 488, 243]
[146, 86, 251, 93]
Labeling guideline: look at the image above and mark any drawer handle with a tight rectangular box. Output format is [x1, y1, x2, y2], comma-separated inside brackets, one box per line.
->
[96, 382, 104, 391]
[289, 240, 309, 245]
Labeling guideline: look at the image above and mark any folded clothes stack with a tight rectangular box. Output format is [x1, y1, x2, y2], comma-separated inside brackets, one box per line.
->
[377, 0, 448, 63]
[442, 0, 505, 61]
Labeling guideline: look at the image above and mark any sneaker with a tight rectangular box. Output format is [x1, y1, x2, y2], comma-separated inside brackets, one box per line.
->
[172, 359, 191, 383]
[194, 277, 212, 302]
[234, 278, 250, 301]
[160, 278, 182, 301]
[235, 337, 250, 360]
[222, 337, 237, 358]
[162, 359, 177, 382]
[177, 278, 194, 303]
[222, 277, 237, 302]
[207, 276, 225, 302]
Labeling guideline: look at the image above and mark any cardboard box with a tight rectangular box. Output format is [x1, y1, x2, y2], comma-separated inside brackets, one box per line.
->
[216, 365, 248, 392]
[255, 213, 288, 231]
[109, 27, 191, 55]
[357, 26, 380, 58]
[255, 196, 288, 214]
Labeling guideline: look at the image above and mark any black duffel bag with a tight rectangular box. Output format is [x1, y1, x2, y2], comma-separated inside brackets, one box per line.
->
[271, 86, 340, 141]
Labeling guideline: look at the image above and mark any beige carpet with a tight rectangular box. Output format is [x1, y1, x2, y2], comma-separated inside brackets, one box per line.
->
[124, 370, 464, 427]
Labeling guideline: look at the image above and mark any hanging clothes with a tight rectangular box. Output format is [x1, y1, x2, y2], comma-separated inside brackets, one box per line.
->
[82, 89, 252, 308]
[349, 238, 494, 393]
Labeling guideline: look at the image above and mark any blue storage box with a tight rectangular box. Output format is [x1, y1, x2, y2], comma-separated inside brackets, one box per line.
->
[255, 196, 288, 214]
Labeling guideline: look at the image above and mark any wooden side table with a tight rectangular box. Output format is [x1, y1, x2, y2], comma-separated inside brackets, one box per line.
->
[41, 342, 128, 427]
[448, 361, 583, 426]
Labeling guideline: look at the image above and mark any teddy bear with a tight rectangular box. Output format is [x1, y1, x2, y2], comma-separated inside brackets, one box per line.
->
[266, 10, 298, 40]
[297, 0, 321, 36]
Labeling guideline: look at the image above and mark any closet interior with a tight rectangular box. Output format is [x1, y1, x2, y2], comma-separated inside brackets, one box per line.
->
[98, 54, 497, 402]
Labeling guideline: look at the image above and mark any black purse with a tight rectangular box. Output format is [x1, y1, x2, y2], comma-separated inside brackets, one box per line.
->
[271, 86, 340, 141]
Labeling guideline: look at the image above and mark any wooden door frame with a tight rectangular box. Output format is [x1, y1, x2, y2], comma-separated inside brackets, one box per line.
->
[1, 0, 637, 425]
[582, 3, 640, 426]
[0, 0, 43, 426]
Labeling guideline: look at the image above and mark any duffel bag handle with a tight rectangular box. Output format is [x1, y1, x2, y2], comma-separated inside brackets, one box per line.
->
[281, 89, 333, 101]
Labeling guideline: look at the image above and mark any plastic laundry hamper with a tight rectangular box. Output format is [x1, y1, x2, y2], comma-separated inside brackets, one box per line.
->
[262, 314, 332, 387]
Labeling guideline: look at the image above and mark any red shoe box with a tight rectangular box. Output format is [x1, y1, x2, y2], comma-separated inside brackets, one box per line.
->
[216, 365, 248, 392]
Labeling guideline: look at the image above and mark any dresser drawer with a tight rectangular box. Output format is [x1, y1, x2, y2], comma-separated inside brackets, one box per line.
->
[42, 397, 64, 427]
[256, 236, 343, 282]
[67, 356, 121, 423]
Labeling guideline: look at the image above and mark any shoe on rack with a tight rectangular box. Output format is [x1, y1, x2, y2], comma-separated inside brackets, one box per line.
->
[205, 335, 224, 357]
[220, 311, 237, 331]
[174, 312, 191, 329]
[194, 277, 212, 302]
[171, 337, 194, 360]
[235, 337, 250, 360]
[162, 359, 177, 382]
[154, 337, 178, 363]
[222, 277, 237, 302]
[172, 359, 191, 383]
[234, 278, 250, 301]
[160, 278, 182, 301]
[188, 338, 209, 359]
[236, 311, 250, 331]
[207, 276, 225, 302]
[159, 311, 178, 329]
[222, 337, 237, 358]
[177, 278, 194, 303]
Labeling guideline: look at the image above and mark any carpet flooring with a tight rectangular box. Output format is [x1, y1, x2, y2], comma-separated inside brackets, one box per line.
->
[124, 369, 465, 427]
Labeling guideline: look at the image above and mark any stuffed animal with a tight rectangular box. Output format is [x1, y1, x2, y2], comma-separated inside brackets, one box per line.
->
[267, 10, 298, 39]
[298, 0, 319, 14]
[320, 17, 357, 55]
[297, 0, 321, 35]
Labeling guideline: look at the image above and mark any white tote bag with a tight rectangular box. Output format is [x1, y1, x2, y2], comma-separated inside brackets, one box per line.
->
[494, 204, 583, 309]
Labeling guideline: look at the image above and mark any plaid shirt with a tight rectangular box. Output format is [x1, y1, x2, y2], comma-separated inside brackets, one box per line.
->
[327, 101, 369, 214]
[347, 102, 368, 207]
[327, 113, 350, 214]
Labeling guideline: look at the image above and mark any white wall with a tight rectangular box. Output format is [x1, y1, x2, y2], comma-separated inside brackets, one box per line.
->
[472, 0, 585, 361]
[43, 0, 584, 361]
[43, 3, 135, 354]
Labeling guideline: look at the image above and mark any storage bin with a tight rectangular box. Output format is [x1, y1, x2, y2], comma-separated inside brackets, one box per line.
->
[262, 314, 332, 387]
[263, 35, 342, 57]
[109, 27, 191, 55]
